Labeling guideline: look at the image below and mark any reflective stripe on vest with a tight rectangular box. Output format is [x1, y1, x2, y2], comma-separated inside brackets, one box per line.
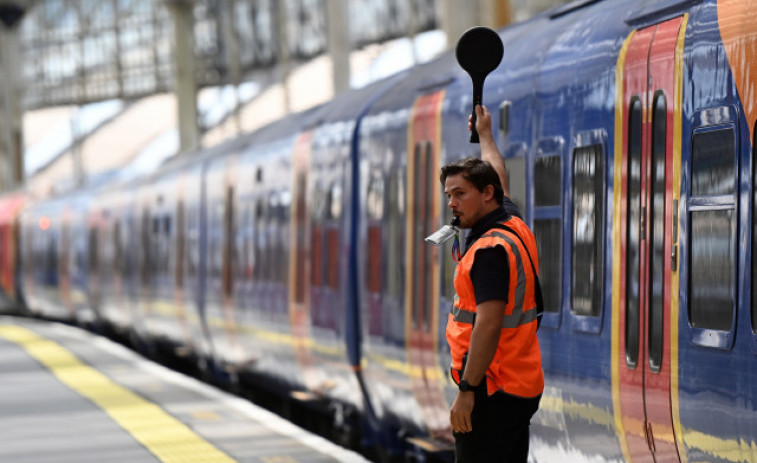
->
[450, 230, 537, 328]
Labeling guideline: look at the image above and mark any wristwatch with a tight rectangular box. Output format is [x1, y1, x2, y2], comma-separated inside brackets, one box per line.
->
[458, 379, 474, 392]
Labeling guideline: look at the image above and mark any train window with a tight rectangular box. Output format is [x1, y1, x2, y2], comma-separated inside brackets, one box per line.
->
[692, 128, 735, 196]
[329, 182, 343, 220]
[365, 174, 384, 294]
[385, 170, 403, 298]
[571, 144, 604, 318]
[689, 210, 735, 331]
[326, 181, 341, 289]
[412, 143, 423, 330]
[327, 228, 340, 289]
[175, 201, 184, 288]
[311, 224, 324, 286]
[626, 97, 642, 366]
[535, 155, 561, 207]
[223, 186, 235, 297]
[649, 92, 666, 372]
[113, 221, 121, 278]
[534, 219, 561, 314]
[534, 154, 562, 315]
[688, 126, 737, 335]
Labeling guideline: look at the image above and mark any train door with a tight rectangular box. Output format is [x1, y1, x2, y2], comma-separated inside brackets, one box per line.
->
[405, 90, 449, 439]
[289, 131, 318, 389]
[614, 16, 686, 463]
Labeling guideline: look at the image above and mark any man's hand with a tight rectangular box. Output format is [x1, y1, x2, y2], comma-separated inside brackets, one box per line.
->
[450, 390, 475, 433]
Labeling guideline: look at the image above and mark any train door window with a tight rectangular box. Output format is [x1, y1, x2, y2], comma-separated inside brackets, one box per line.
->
[327, 181, 342, 289]
[186, 205, 198, 279]
[626, 97, 642, 365]
[175, 200, 184, 288]
[311, 186, 325, 287]
[689, 126, 736, 334]
[223, 186, 235, 297]
[423, 142, 434, 331]
[648, 93, 666, 371]
[411, 143, 423, 330]
[534, 152, 562, 317]
[385, 169, 404, 298]
[278, 188, 292, 284]
[365, 174, 384, 294]
[571, 144, 604, 318]
[141, 208, 151, 283]
[113, 221, 121, 278]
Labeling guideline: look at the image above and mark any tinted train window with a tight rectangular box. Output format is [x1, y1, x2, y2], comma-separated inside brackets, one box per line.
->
[571, 144, 604, 317]
[689, 126, 736, 332]
[649, 93, 666, 372]
[690, 210, 735, 330]
[692, 128, 735, 196]
[385, 170, 404, 298]
[533, 219, 561, 313]
[626, 98, 642, 366]
[535, 155, 561, 207]
[534, 154, 562, 314]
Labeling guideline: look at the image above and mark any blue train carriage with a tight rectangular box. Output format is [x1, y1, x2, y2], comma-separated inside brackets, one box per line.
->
[18, 190, 87, 323]
[124, 150, 214, 360]
[90, 178, 141, 338]
[282, 75, 414, 447]
[211, 110, 322, 391]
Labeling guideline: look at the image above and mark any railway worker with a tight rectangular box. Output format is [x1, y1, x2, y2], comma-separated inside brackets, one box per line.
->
[441, 104, 543, 462]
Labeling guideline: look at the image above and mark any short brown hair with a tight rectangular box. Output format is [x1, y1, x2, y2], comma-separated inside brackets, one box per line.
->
[440, 157, 504, 206]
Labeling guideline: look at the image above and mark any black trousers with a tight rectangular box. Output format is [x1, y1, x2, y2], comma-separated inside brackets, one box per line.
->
[453, 388, 541, 463]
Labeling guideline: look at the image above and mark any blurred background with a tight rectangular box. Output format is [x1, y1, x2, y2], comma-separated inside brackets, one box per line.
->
[0, 0, 573, 198]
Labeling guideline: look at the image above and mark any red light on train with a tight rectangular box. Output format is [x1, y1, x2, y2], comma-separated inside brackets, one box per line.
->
[39, 216, 50, 231]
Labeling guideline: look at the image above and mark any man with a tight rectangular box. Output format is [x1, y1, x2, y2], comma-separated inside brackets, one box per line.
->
[442, 104, 543, 462]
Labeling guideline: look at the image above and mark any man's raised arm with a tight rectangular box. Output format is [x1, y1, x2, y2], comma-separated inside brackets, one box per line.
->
[469, 104, 509, 198]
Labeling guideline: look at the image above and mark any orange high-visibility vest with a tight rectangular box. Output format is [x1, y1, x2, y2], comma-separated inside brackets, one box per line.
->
[446, 216, 544, 398]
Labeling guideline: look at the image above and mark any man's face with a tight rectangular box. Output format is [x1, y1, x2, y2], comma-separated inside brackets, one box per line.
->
[444, 173, 492, 229]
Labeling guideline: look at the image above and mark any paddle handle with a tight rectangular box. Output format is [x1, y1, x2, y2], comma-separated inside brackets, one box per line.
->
[469, 76, 484, 143]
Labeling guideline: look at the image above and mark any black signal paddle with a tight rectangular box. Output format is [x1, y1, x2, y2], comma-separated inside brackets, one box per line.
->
[456, 27, 504, 143]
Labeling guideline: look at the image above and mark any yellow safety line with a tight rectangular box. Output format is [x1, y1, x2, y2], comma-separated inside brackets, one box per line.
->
[0, 324, 236, 463]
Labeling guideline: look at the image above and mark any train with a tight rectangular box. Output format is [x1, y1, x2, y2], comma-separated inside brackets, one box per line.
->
[1, 0, 756, 461]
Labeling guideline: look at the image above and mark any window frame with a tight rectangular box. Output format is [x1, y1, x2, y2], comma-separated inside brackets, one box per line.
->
[569, 130, 607, 334]
[533, 136, 564, 329]
[687, 106, 739, 350]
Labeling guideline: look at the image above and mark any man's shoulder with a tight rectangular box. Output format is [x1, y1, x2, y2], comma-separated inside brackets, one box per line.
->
[501, 196, 522, 220]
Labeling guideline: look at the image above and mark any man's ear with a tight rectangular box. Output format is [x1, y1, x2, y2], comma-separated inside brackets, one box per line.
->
[482, 184, 495, 202]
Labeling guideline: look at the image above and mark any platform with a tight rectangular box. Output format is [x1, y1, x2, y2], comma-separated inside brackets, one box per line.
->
[0, 315, 370, 463]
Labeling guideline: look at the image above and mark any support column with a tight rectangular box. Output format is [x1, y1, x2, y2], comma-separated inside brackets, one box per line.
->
[166, 0, 199, 154]
[0, 1, 27, 192]
[219, 0, 241, 133]
[327, 0, 350, 95]
[276, 1, 291, 113]
[438, 0, 479, 51]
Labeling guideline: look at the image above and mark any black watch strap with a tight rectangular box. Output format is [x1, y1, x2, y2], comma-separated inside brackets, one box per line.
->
[458, 379, 473, 392]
